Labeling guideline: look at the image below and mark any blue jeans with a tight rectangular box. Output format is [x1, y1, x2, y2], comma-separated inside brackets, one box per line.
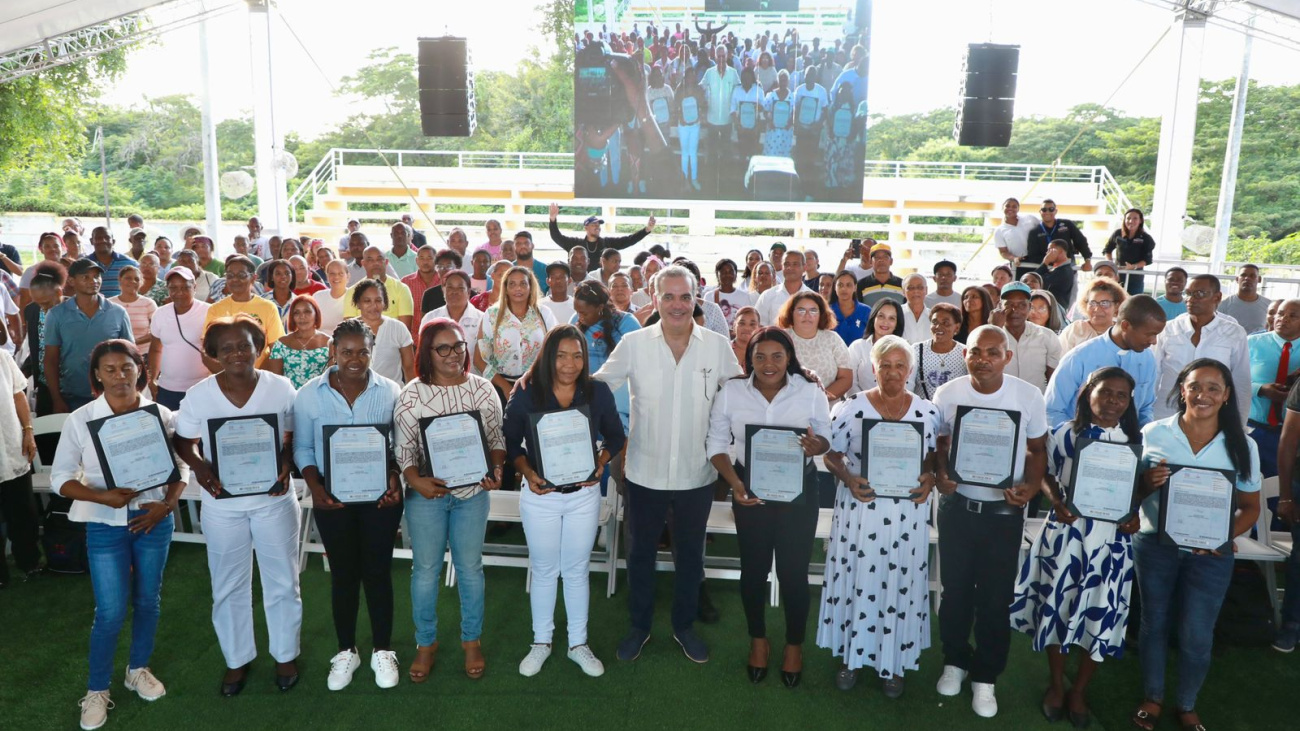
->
[678, 123, 700, 181]
[1283, 522, 1300, 628]
[85, 512, 174, 691]
[406, 489, 489, 646]
[1133, 532, 1234, 711]
[154, 387, 186, 412]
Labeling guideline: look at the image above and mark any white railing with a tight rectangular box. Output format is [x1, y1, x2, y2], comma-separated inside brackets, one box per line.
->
[288, 148, 1130, 222]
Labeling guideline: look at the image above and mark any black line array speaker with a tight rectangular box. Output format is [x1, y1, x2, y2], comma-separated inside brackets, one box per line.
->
[954, 43, 1019, 147]
[418, 37, 476, 137]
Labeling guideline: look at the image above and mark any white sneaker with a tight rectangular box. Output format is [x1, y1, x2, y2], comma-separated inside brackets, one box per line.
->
[371, 650, 399, 689]
[78, 690, 113, 731]
[935, 665, 968, 696]
[567, 644, 605, 677]
[518, 644, 552, 677]
[326, 649, 361, 691]
[124, 666, 166, 701]
[971, 682, 998, 718]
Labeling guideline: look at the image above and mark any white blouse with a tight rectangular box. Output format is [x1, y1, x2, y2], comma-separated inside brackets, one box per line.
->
[706, 374, 832, 466]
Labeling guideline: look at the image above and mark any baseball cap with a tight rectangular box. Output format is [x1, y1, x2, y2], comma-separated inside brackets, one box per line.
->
[869, 242, 892, 257]
[165, 267, 195, 282]
[933, 259, 957, 274]
[1000, 282, 1032, 298]
[769, 241, 787, 252]
[583, 215, 604, 226]
[192, 235, 214, 247]
[68, 259, 105, 278]
[128, 227, 147, 239]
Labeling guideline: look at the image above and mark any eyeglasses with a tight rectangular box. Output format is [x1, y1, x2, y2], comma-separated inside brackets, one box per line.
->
[794, 307, 820, 317]
[433, 342, 468, 357]
[1029, 304, 1051, 313]
[1040, 207, 1057, 213]
[1086, 299, 1115, 309]
[1186, 289, 1217, 300]
[226, 271, 252, 280]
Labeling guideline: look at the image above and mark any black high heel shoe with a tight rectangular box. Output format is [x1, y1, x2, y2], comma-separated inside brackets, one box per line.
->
[220, 663, 251, 697]
[748, 664, 768, 684]
[781, 670, 802, 688]
[748, 639, 769, 684]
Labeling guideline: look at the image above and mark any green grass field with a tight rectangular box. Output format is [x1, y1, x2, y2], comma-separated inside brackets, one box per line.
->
[2, 541, 1296, 730]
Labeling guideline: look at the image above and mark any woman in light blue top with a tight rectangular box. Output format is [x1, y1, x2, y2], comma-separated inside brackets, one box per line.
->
[1131, 358, 1261, 731]
[292, 318, 404, 691]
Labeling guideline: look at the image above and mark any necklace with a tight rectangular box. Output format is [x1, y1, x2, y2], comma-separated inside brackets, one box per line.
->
[292, 330, 316, 349]
[871, 389, 910, 421]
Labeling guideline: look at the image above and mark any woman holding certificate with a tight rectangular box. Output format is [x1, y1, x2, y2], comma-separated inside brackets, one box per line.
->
[706, 327, 831, 688]
[1009, 367, 1142, 726]
[504, 325, 626, 678]
[395, 318, 504, 683]
[292, 318, 404, 692]
[1130, 359, 1261, 731]
[173, 315, 302, 697]
[816, 334, 939, 699]
[51, 340, 187, 730]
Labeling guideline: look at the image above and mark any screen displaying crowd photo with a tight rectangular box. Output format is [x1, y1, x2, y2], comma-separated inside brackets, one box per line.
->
[573, 0, 872, 203]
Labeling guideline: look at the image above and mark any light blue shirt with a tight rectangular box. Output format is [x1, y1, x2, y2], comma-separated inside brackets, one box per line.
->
[292, 367, 402, 474]
[1138, 415, 1260, 534]
[1247, 331, 1300, 424]
[1156, 296, 1186, 322]
[572, 309, 641, 431]
[1046, 330, 1158, 427]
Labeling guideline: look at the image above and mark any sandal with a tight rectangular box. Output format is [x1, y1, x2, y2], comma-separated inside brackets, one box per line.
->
[463, 640, 485, 679]
[409, 643, 438, 683]
[1131, 699, 1162, 731]
[1176, 709, 1207, 731]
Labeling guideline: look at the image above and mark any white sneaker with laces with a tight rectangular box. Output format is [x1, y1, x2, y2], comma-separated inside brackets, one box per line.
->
[567, 644, 605, 677]
[78, 690, 113, 731]
[371, 650, 400, 689]
[124, 666, 166, 701]
[971, 682, 998, 718]
[519, 644, 552, 677]
[326, 649, 361, 691]
[935, 665, 967, 697]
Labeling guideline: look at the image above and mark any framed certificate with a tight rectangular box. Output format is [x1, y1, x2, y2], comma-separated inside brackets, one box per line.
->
[1064, 438, 1140, 523]
[87, 404, 181, 494]
[738, 101, 757, 129]
[860, 419, 924, 500]
[744, 424, 806, 503]
[208, 414, 282, 499]
[949, 406, 1021, 489]
[1158, 464, 1236, 553]
[528, 406, 597, 489]
[323, 424, 392, 504]
[419, 411, 491, 490]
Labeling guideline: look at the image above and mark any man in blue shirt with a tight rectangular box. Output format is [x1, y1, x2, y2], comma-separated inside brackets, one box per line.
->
[86, 226, 138, 298]
[512, 231, 549, 295]
[1046, 294, 1166, 427]
[43, 258, 135, 412]
[1246, 298, 1300, 476]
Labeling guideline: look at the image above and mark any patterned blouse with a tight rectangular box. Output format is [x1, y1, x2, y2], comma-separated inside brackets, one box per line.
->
[476, 304, 556, 380]
[146, 281, 169, 306]
[268, 341, 331, 390]
[394, 375, 505, 499]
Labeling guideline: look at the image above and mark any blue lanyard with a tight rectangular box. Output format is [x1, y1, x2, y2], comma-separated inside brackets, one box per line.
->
[1040, 220, 1061, 240]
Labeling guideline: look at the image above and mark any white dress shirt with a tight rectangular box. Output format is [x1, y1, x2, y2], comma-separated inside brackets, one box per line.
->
[754, 282, 810, 326]
[1152, 313, 1250, 422]
[51, 396, 189, 526]
[901, 305, 931, 344]
[595, 322, 742, 490]
[706, 374, 832, 466]
[1004, 321, 1063, 393]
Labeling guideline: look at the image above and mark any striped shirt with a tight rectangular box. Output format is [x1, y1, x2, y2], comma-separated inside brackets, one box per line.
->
[394, 375, 505, 499]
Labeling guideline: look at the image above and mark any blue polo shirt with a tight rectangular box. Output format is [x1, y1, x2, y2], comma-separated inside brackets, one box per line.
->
[43, 295, 134, 400]
[87, 251, 139, 298]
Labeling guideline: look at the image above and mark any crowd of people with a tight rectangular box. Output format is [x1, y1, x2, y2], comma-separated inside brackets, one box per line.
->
[0, 199, 1296, 731]
[573, 19, 868, 202]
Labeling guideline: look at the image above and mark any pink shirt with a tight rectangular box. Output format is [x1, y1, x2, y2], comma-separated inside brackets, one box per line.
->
[109, 295, 157, 354]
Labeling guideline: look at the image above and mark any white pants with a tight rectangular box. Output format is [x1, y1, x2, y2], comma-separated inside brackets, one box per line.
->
[203, 496, 303, 667]
[520, 485, 600, 646]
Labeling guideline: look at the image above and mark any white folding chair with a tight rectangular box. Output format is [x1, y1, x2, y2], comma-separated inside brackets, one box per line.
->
[1238, 477, 1291, 625]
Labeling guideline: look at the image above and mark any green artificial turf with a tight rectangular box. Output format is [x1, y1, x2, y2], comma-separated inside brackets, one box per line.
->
[2, 540, 1297, 731]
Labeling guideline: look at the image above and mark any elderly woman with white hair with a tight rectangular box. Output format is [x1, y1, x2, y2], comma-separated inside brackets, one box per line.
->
[816, 334, 940, 700]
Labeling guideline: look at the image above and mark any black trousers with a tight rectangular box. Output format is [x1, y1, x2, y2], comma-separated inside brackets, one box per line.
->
[937, 496, 1024, 684]
[313, 501, 404, 650]
[0, 471, 40, 581]
[625, 480, 713, 633]
[491, 380, 520, 492]
[733, 491, 819, 644]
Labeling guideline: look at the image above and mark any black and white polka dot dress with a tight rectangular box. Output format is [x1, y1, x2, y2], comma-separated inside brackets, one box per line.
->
[815, 392, 940, 679]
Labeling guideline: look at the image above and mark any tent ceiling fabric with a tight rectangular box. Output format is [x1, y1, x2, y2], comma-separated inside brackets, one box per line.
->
[0, 0, 176, 57]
